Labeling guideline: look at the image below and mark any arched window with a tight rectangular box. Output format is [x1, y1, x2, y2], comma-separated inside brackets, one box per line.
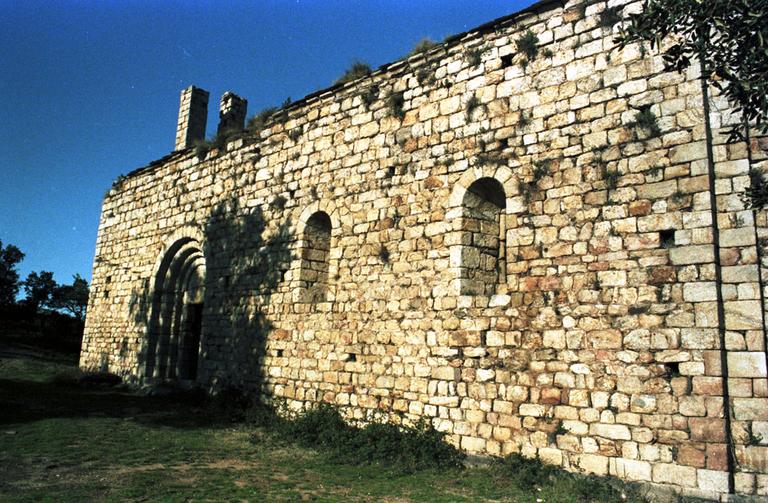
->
[299, 211, 332, 303]
[459, 177, 506, 295]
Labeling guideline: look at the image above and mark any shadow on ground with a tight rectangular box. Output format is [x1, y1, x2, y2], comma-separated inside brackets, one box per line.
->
[0, 347, 236, 430]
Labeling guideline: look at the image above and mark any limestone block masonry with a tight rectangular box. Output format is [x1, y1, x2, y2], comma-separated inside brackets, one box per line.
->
[82, 0, 768, 499]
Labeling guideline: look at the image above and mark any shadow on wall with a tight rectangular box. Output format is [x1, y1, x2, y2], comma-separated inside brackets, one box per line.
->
[127, 194, 294, 394]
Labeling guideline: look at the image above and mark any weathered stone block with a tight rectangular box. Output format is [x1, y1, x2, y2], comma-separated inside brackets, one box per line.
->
[683, 283, 718, 302]
[724, 301, 763, 330]
[670, 246, 715, 265]
[733, 398, 768, 420]
[590, 423, 632, 440]
[652, 463, 697, 487]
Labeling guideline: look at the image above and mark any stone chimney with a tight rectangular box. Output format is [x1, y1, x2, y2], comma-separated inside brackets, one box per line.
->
[174, 85, 209, 151]
[217, 92, 248, 134]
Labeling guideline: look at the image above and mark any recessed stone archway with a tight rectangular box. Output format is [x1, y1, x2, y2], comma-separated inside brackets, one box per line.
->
[144, 236, 206, 381]
[298, 211, 332, 303]
[447, 167, 520, 297]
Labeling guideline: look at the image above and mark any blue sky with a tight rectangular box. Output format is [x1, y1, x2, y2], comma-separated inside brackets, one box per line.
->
[0, 0, 533, 287]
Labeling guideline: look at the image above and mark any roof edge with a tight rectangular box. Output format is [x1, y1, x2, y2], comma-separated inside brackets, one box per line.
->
[114, 0, 566, 186]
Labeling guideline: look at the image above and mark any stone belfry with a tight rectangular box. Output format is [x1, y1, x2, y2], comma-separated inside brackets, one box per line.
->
[174, 85, 209, 150]
[217, 92, 247, 134]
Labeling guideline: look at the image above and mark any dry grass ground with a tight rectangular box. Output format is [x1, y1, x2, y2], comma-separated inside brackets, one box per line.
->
[0, 341, 649, 502]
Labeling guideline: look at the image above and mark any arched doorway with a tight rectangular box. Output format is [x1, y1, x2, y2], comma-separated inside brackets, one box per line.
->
[145, 237, 206, 381]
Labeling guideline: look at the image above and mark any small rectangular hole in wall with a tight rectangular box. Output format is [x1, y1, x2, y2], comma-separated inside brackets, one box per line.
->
[663, 362, 680, 379]
[660, 229, 675, 248]
[106, 276, 112, 284]
[348, 353, 357, 362]
[500, 54, 514, 68]
[276, 349, 284, 357]
[103, 290, 110, 298]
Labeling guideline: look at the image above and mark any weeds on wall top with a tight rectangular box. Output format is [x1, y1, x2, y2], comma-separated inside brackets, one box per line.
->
[194, 129, 237, 160]
[466, 46, 484, 68]
[408, 37, 438, 57]
[111, 174, 127, 188]
[334, 61, 373, 86]
[416, 66, 436, 86]
[247, 107, 279, 133]
[516, 30, 539, 69]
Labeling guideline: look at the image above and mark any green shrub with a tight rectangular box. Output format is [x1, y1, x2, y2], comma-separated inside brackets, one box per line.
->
[646, 164, 664, 179]
[194, 129, 234, 160]
[631, 107, 662, 137]
[246, 107, 279, 133]
[282, 403, 351, 449]
[496, 453, 557, 487]
[409, 37, 438, 56]
[275, 403, 465, 472]
[517, 30, 539, 66]
[475, 153, 493, 167]
[467, 47, 484, 67]
[416, 67, 436, 86]
[495, 454, 636, 501]
[334, 61, 372, 85]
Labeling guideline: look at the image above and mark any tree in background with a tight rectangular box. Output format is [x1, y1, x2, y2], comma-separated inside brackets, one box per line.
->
[618, 0, 768, 142]
[0, 240, 25, 306]
[22, 270, 57, 312]
[52, 274, 89, 322]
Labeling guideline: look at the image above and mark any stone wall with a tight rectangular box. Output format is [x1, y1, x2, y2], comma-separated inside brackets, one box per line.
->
[81, 0, 768, 498]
